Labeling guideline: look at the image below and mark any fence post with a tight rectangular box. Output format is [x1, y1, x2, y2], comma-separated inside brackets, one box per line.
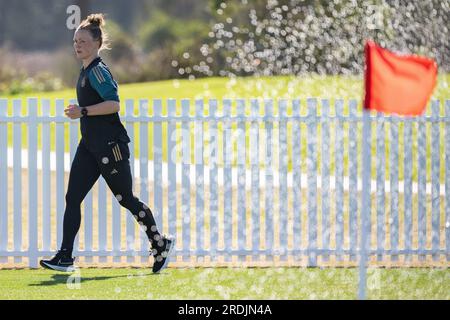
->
[404, 113, 413, 262]
[223, 99, 233, 262]
[12, 100, 23, 263]
[348, 100, 358, 261]
[250, 99, 260, 261]
[292, 99, 302, 261]
[359, 109, 372, 299]
[181, 99, 191, 261]
[306, 98, 318, 267]
[376, 112, 386, 262]
[278, 99, 288, 261]
[390, 113, 399, 262]
[0, 99, 8, 263]
[153, 99, 163, 236]
[417, 110, 427, 261]
[335, 99, 345, 262]
[194, 99, 205, 259]
[208, 99, 219, 261]
[321, 99, 331, 262]
[41, 99, 51, 254]
[431, 100, 440, 261]
[167, 99, 178, 253]
[236, 99, 246, 261]
[139, 99, 149, 263]
[264, 99, 274, 261]
[55, 99, 65, 250]
[125, 99, 136, 262]
[28, 98, 38, 268]
[446, 100, 450, 262]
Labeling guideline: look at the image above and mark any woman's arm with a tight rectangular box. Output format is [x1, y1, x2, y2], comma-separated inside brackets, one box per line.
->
[84, 100, 120, 116]
[64, 101, 120, 119]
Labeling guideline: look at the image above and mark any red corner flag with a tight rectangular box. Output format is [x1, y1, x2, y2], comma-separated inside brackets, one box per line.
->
[364, 40, 437, 116]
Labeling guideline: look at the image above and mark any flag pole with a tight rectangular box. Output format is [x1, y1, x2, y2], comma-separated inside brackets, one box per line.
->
[359, 107, 371, 300]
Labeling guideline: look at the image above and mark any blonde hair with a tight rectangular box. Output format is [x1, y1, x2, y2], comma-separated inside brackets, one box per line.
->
[77, 13, 110, 51]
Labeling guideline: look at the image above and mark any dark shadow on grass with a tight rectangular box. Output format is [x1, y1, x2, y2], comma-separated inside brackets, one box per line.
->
[28, 271, 158, 287]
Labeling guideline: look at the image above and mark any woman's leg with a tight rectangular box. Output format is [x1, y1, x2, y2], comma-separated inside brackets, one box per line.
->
[95, 141, 161, 248]
[61, 141, 100, 255]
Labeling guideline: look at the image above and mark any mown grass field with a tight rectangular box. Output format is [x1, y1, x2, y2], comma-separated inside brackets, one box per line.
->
[2, 74, 449, 105]
[0, 267, 448, 300]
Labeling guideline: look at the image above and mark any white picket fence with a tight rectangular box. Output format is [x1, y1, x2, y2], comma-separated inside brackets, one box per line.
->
[0, 97, 449, 268]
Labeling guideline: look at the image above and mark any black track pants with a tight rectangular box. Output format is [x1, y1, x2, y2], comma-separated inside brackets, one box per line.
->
[61, 138, 161, 254]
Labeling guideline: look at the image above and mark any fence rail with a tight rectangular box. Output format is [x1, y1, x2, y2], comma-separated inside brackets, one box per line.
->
[0, 98, 449, 268]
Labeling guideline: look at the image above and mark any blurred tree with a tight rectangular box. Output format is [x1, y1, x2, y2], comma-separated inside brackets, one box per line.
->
[199, 0, 448, 77]
[137, 9, 211, 80]
[154, 0, 210, 20]
[0, 0, 447, 89]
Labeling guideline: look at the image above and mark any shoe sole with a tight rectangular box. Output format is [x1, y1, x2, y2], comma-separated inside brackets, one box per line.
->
[40, 260, 76, 272]
[153, 237, 176, 274]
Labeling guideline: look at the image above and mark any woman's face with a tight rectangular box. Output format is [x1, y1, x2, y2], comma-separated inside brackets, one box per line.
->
[73, 29, 99, 60]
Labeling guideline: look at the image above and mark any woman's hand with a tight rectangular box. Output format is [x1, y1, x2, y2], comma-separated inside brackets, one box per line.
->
[64, 104, 82, 119]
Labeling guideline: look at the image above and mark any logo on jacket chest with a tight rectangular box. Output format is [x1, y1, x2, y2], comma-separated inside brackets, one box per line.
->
[81, 76, 86, 87]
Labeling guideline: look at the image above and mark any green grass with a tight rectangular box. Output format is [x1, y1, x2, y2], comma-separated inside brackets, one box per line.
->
[0, 267, 448, 300]
[2, 73, 449, 102]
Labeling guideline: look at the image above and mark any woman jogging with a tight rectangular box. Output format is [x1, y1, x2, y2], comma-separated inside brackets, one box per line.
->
[40, 13, 175, 273]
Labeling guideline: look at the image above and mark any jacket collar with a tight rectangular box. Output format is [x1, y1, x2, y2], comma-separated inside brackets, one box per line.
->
[81, 56, 102, 72]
